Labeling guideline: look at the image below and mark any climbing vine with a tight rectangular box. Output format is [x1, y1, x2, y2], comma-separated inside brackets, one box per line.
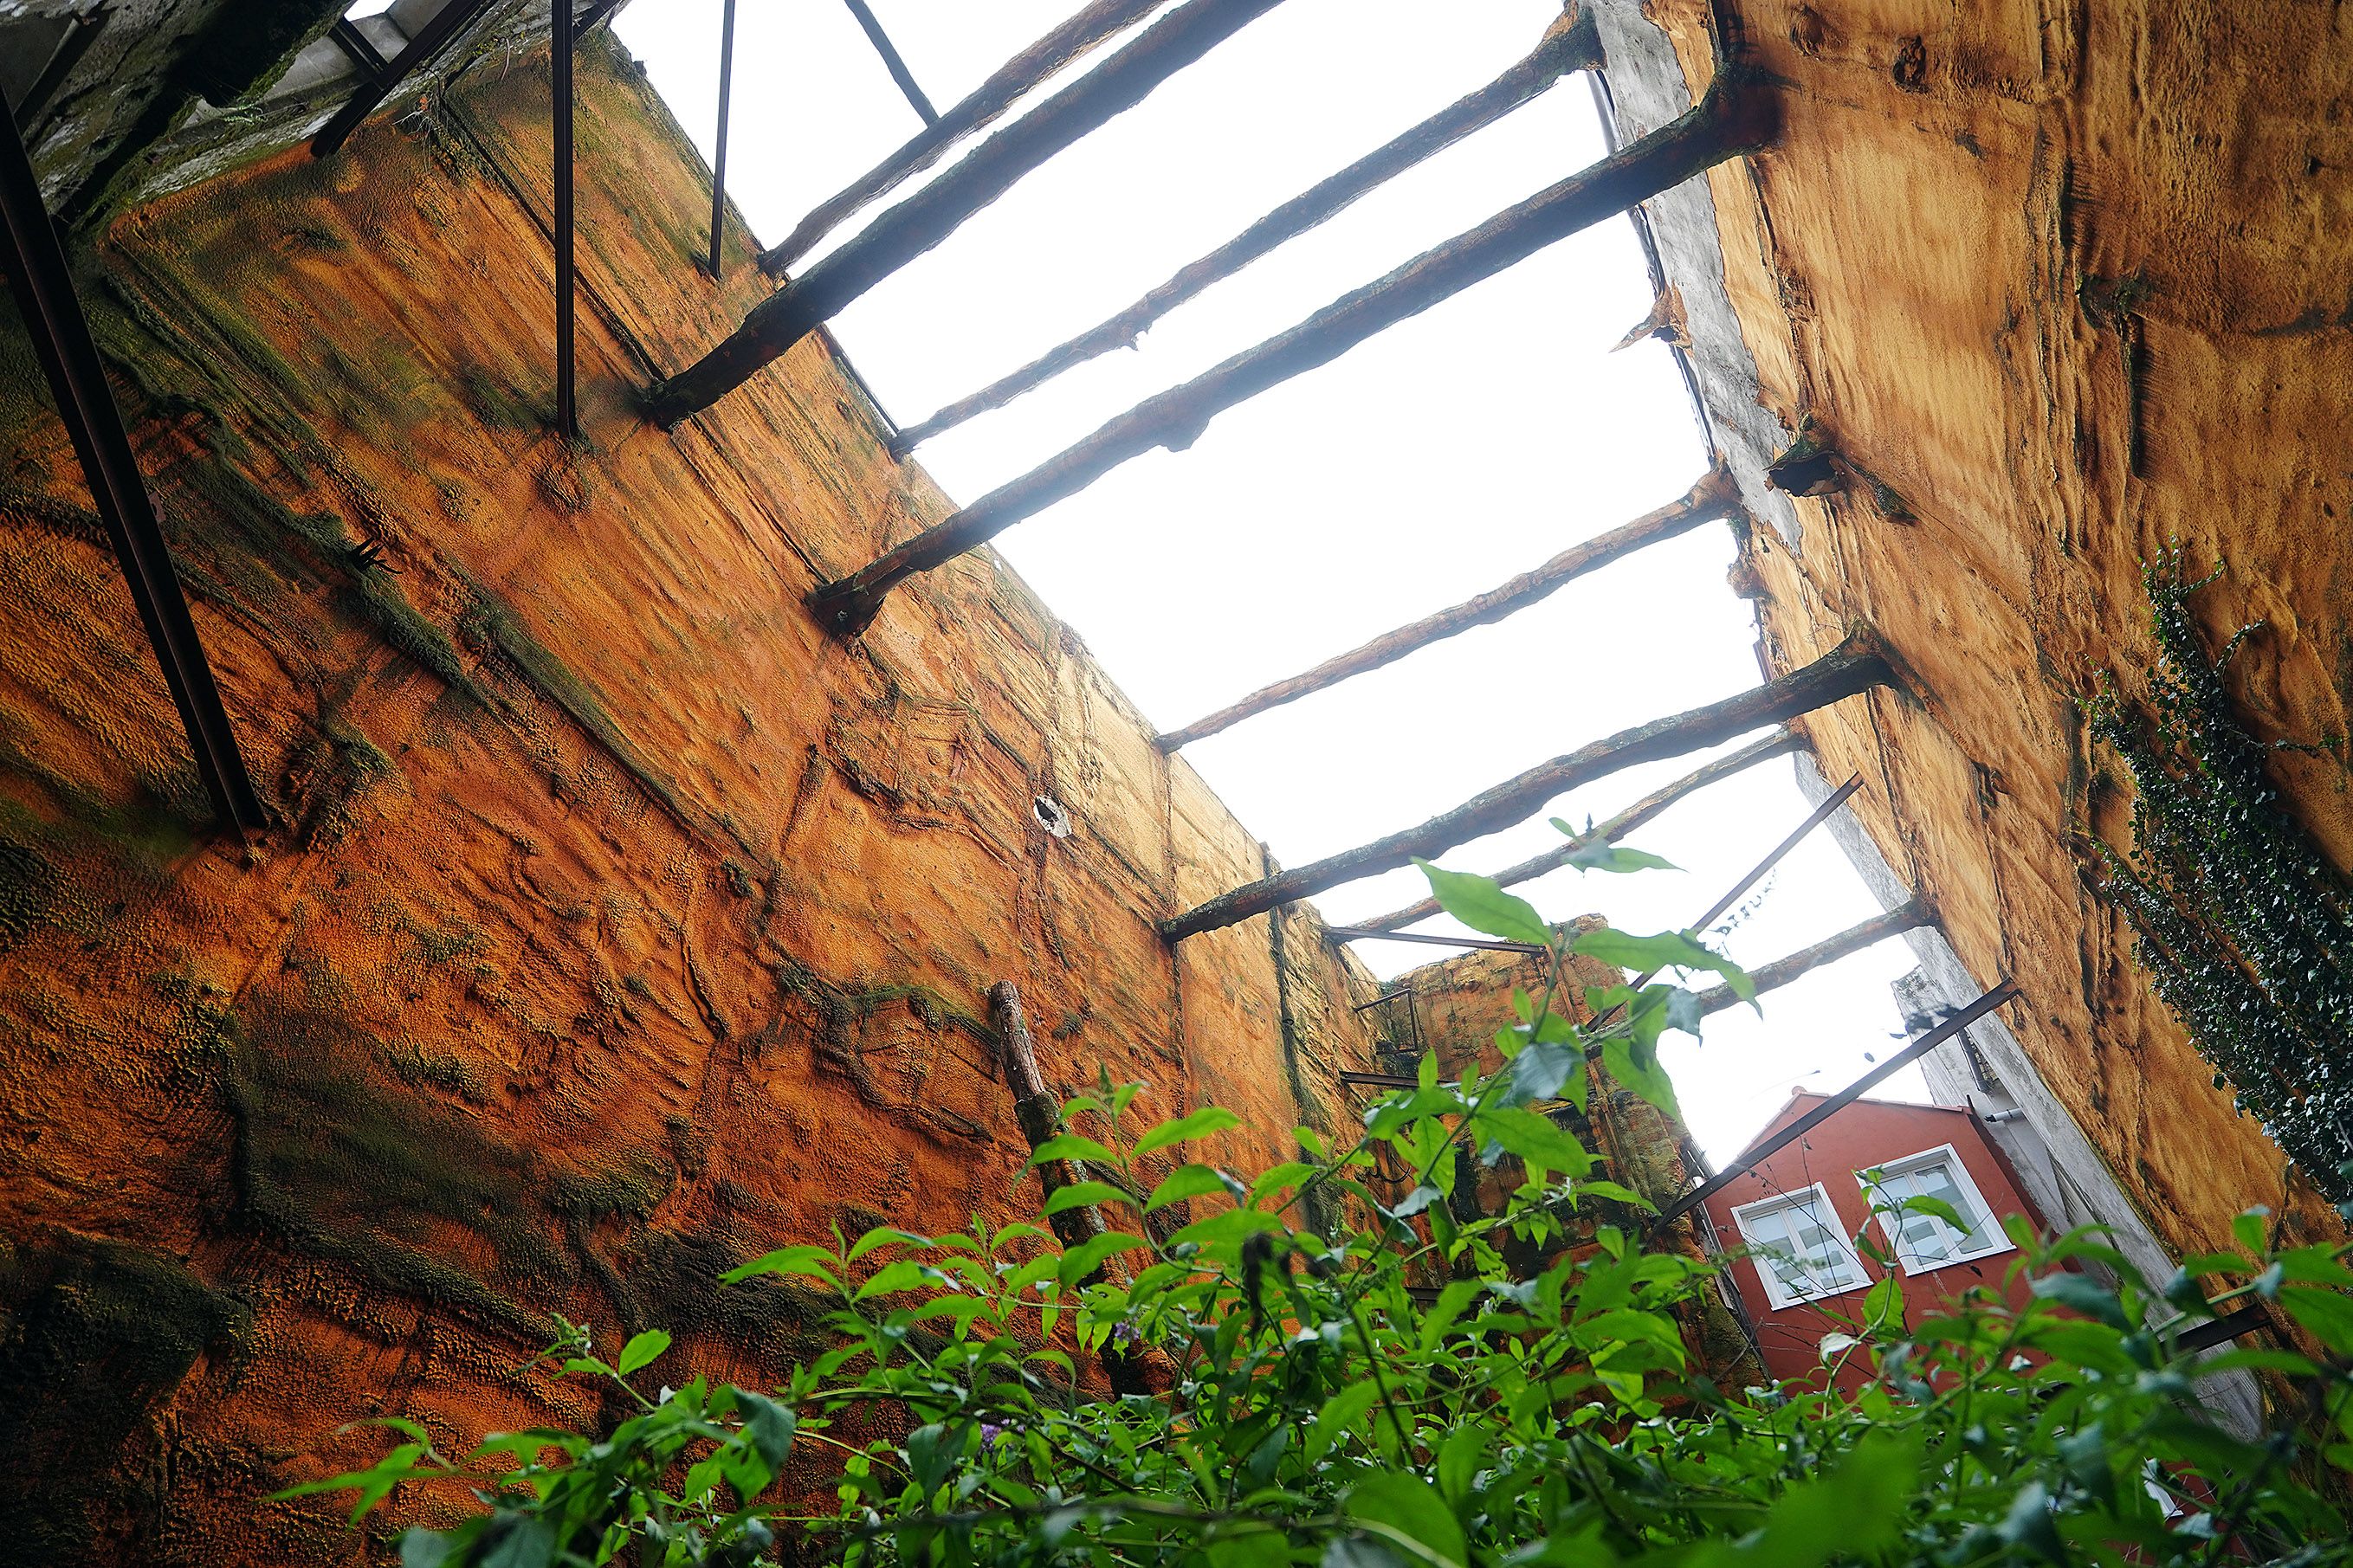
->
[2091, 547, 2353, 1204]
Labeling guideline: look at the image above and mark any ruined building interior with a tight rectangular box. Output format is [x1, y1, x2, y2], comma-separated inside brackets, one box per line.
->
[2, 0, 2349, 1553]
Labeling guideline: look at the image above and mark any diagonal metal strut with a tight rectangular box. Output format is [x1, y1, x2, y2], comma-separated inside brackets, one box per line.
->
[0, 96, 265, 832]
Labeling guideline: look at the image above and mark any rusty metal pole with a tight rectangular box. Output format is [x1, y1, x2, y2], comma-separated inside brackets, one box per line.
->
[1158, 467, 1736, 752]
[650, 0, 1289, 426]
[0, 85, 265, 832]
[1160, 633, 1884, 942]
[805, 65, 1778, 636]
[840, 0, 937, 125]
[704, 0, 737, 280]
[889, 6, 1606, 453]
[553, 0, 578, 440]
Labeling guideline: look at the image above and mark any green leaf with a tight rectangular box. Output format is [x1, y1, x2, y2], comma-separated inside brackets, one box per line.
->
[737, 1390, 797, 1470]
[1504, 1038, 1582, 1107]
[1995, 1481, 2066, 1565]
[614, 1329, 670, 1377]
[2031, 1270, 2130, 1330]
[1147, 1163, 1232, 1212]
[847, 1225, 925, 1262]
[1347, 1471, 1468, 1568]
[1309, 1384, 1381, 1462]
[1600, 1034, 1678, 1116]
[480, 1516, 555, 1568]
[852, 1259, 935, 1301]
[1564, 838, 1678, 874]
[1573, 926, 1752, 998]
[1750, 1434, 1918, 1568]
[2232, 1208, 2272, 1254]
[1041, 1180, 1133, 1216]
[1057, 1230, 1147, 1285]
[398, 1528, 454, 1568]
[1472, 1106, 1593, 1177]
[721, 1245, 841, 1287]
[1206, 1529, 1293, 1568]
[1134, 1107, 1243, 1158]
[1026, 1133, 1119, 1169]
[1412, 859, 1549, 946]
[2279, 1285, 2353, 1355]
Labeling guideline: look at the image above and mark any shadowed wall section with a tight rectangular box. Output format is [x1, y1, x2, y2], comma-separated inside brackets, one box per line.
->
[0, 39, 1380, 1554]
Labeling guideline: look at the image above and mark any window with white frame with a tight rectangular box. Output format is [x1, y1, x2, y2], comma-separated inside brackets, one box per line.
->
[1857, 1144, 2011, 1274]
[1729, 1185, 1870, 1309]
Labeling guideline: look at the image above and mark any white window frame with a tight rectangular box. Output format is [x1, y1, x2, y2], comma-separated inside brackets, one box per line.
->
[1728, 1184, 1872, 1310]
[1855, 1142, 2014, 1275]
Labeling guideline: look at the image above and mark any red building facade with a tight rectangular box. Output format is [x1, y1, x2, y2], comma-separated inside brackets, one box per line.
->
[1700, 1094, 2048, 1391]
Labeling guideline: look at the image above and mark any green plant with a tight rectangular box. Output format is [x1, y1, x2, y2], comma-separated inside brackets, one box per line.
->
[2091, 548, 2353, 1204]
[293, 860, 2353, 1566]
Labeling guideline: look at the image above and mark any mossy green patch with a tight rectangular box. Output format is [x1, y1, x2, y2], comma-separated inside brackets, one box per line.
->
[454, 572, 699, 833]
[200, 997, 561, 1339]
[0, 1236, 250, 1565]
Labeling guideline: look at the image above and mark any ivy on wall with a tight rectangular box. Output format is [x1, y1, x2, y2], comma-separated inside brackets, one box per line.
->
[2091, 548, 2353, 1207]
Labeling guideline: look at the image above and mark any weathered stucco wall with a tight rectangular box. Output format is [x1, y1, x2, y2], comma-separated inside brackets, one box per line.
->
[0, 39, 1384, 1558]
[1600, 0, 2353, 1265]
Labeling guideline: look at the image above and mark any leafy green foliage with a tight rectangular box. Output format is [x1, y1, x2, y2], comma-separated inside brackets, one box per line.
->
[291, 864, 2353, 1566]
[2091, 548, 2353, 1207]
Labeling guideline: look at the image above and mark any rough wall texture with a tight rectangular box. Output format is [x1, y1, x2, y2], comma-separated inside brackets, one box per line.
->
[1602, 0, 2353, 1267]
[0, 40, 1382, 1559]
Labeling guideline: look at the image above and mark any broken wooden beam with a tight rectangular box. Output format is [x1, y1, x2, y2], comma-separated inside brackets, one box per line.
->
[989, 981, 1104, 1251]
[889, 6, 1606, 454]
[1159, 633, 1884, 942]
[759, 0, 1164, 277]
[805, 63, 1779, 636]
[651, 0, 1288, 424]
[1158, 465, 1736, 752]
[1688, 896, 1932, 1016]
[1359, 727, 1800, 932]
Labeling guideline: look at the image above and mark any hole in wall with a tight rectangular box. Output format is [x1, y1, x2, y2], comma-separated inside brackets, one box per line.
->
[1031, 795, 1071, 839]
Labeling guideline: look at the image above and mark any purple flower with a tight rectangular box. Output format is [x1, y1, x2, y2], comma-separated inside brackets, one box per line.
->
[979, 1422, 1007, 1446]
[1109, 1320, 1138, 1346]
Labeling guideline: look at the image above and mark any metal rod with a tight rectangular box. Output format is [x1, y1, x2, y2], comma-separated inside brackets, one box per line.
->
[891, 6, 1606, 453]
[1158, 467, 1736, 752]
[312, 0, 509, 158]
[0, 94, 265, 833]
[553, 0, 577, 439]
[1340, 1070, 1423, 1089]
[2174, 1304, 2271, 1355]
[328, 17, 390, 81]
[802, 64, 1778, 635]
[1361, 728, 1801, 932]
[704, 0, 737, 280]
[1646, 983, 2020, 1234]
[1352, 989, 1412, 1013]
[1326, 926, 1547, 955]
[1687, 896, 1931, 1016]
[1161, 632, 1883, 944]
[841, 0, 938, 124]
[1581, 774, 1859, 1034]
[761, 0, 1160, 277]
[652, 0, 1296, 427]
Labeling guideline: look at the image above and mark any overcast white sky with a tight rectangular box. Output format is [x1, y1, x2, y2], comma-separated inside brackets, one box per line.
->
[611, 0, 1931, 1159]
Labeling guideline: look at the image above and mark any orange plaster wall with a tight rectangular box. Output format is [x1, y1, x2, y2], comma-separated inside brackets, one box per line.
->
[0, 39, 1383, 1557]
[1628, 0, 2353, 1265]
